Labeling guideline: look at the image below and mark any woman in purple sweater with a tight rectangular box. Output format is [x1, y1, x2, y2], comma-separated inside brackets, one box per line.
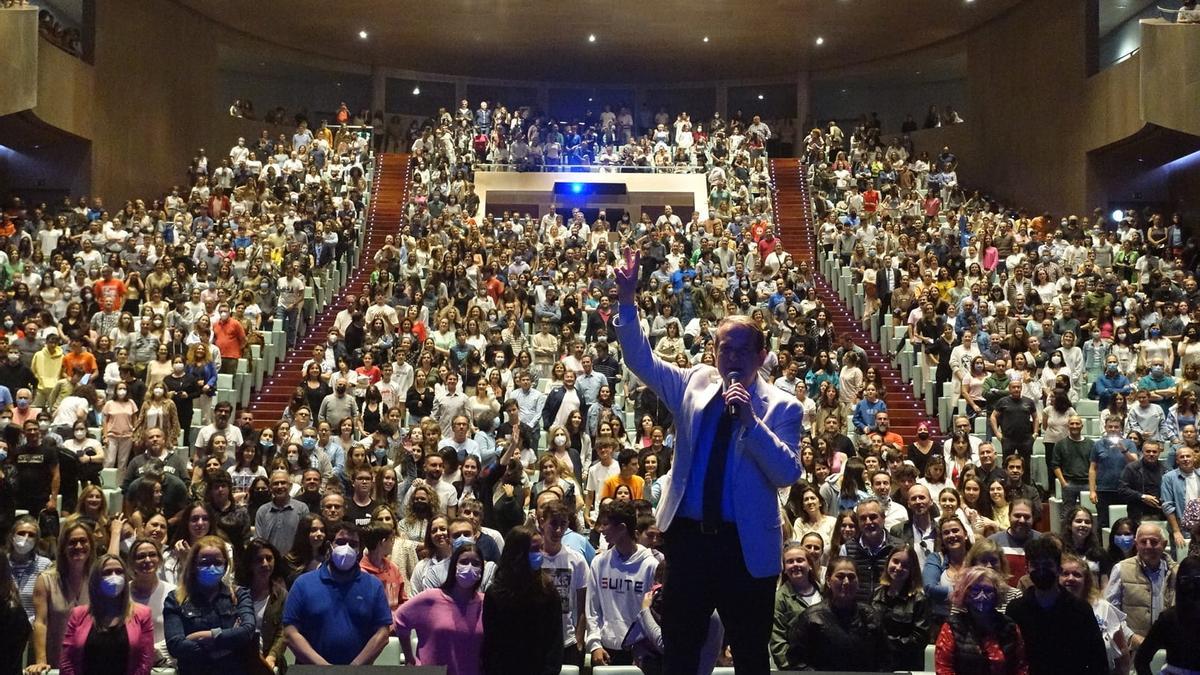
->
[393, 542, 484, 675]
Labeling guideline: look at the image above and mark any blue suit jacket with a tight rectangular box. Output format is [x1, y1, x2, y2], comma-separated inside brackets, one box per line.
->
[616, 306, 802, 577]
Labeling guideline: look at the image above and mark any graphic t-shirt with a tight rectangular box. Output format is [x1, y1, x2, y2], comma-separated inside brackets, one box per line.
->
[541, 546, 588, 647]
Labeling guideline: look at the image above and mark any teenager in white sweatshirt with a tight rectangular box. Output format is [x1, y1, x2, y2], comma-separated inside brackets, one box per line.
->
[585, 500, 659, 666]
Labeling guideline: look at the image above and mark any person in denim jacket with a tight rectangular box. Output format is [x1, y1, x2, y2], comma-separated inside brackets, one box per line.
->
[164, 534, 257, 675]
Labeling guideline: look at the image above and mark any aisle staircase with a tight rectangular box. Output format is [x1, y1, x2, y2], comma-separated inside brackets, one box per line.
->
[770, 158, 937, 441]
[246, 152, 411, 424]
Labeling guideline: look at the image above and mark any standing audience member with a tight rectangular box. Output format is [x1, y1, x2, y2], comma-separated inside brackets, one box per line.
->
[1006, 537, 1109, 674]
[770, 541, 822, 670]
[0, 550, 32, 675]
[283, 522, 391, 665]
[584, 500, 659, 668]
[59, 554, 155, 675]
[163, 535, 257, 675]
[871, 545, 930, 671]
[1135, 555, 1200, 675]
[29, 523, 95, 674]
[788, 556, 891, 671]
[1104, 522, 1178, 648]
[394, 541, 485, 675]
[934, 565, 1028, 675]
[235, 539, 290, 672]
[481, 526, 562, 675]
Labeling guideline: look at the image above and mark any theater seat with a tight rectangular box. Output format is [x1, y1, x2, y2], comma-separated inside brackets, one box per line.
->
[593, 667, 645, 675]
[377, 636, 403, 666]
[560, 667, 580, 675]
[924, 642, 935, 671]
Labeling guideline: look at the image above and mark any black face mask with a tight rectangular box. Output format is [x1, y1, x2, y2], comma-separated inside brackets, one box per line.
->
[410, 502, 432, 518]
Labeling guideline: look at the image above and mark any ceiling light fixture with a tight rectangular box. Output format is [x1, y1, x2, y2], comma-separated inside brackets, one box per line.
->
[815, 36, 825, 45]
[703, 36, 710, 43]
[588, 34, 596, 43]
[757, 94, 764, 100]
[358, 30, 368, 39]
[412, 85, 421, 95]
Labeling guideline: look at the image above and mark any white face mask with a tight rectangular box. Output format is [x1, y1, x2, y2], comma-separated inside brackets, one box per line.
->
[11, 534, 34, 555]
[330, 543, 358, 571]
[153, 387, 164, 397]
[74, 429, 86, 440]
[553, 434, 567, 447]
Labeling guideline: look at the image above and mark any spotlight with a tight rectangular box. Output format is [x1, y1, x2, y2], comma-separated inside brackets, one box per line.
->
[412, 86, 421, 95]
[1111, 209, 1124, 221]
[358, 30, 368, 39]
[757, 94, 764, 100]
[570, 183, 584, 194]
[588, 34, 596, 42]
[815, 37, 824, 45]
[703, 36, 710, 43]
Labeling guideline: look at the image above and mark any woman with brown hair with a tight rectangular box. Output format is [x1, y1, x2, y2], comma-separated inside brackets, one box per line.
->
[27, 523, 97, 674]
[59, 554, 155, 675]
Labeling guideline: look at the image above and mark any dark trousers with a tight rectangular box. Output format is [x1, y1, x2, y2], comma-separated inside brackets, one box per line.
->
[1096, 489, 1120, 529]
[661, 518, 775, 675]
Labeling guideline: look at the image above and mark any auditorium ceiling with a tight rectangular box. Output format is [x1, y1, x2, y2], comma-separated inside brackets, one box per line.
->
[173, 0, 1025, 83]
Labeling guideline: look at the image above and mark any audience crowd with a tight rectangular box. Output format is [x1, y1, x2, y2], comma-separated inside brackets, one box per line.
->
[0, 87, 1196, 675]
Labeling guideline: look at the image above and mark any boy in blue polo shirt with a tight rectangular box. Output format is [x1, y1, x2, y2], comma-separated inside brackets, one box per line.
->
[283, 521, 392, 665]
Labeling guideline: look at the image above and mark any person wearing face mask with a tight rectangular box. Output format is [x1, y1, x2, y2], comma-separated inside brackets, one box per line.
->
[0, 349, 35, 407]
[210, 304, 246, 376]
[8, 515, 51, 622]
[394, 540, 485, 674]
[283, 523, 392, 666]
[101, 383, 138, 474]
[1138, 357, 1178, 410]
[1094, 357, 1134, 409]
[1007, 537, 1109, 675]
[162, 358, 200, 446]
[163, 535, 257, 675]
[132, 382, 180, 455]
[59, 554, 155, 675]
[934, 565, 1027, 674]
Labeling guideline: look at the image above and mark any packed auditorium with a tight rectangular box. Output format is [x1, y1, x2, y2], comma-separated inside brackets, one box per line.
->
[0, 1, 1198, 674]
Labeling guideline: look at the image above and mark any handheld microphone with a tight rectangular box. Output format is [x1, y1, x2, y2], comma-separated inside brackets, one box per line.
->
[726, 370, 742, 417]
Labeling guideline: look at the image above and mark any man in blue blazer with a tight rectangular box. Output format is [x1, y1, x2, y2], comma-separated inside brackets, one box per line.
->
[613, 247, 802, 675]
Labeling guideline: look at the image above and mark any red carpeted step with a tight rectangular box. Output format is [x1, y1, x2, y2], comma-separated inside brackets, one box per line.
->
[770, 158, 939, 440]
[245, 153, 413, 427]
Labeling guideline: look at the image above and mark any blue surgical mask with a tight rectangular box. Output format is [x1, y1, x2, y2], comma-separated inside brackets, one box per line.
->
[1114, 534, 1134, 552]
[452, 534, 475, 551]
[1106, 364, 1118, 374]
[1150, 328, 1161, 338]
[1152, 366, 1165, 376]
[528, 551, 544, 569]
[302, 437, 316, 450]
[196, 564, 225, 588]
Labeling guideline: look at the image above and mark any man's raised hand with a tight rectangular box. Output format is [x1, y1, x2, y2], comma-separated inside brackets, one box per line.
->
[616, 246, 640, 305]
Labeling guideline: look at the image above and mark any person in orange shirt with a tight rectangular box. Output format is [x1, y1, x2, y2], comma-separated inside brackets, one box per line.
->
[60, 336, 98, 379]
[360, 521, 407, 611]
[92, 268, 127, 312]
[601, 448, 645, 501]
[212, 302, 247, 374]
